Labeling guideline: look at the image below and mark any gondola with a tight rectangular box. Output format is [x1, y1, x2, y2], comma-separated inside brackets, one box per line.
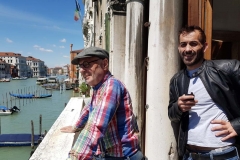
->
[9, 93, 52, 99]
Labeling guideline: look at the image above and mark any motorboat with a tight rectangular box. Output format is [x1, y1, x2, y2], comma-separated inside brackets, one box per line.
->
[0, 106, 20, 116]
[12, 77, 27, 80]
[0, 78, 11, 82]
[47, 76, 58, 83]
[36, 77, 48, 85]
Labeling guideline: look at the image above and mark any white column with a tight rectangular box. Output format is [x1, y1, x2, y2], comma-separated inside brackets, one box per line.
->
[110, 14, 126, 82]
[124, 0, 145, 146]
[145, 0, 183, 159]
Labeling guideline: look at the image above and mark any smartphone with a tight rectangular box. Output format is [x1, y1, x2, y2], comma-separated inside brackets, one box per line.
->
[185, 92, 194, 100]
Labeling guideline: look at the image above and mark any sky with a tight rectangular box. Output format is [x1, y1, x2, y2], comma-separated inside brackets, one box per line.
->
[0, 0, 85, 68]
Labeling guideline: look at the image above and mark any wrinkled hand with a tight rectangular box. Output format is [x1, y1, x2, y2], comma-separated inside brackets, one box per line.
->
[211, 120, 238, 141]
[60, 125, 76, 133]
[178, 94, 198, 112]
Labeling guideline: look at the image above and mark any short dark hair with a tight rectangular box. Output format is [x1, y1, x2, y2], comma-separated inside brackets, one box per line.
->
[178, 25, 206, 44]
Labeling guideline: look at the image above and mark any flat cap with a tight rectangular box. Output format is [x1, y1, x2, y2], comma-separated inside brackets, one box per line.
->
[71, 47, 109, 65]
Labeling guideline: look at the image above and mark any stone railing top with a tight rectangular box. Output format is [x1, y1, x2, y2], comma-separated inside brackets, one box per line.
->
[29, 97, 85, 160]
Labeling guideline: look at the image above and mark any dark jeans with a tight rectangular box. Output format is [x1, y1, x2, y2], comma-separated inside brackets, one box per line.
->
[94, 150, 144, 160]
[183, 146, 239, 160]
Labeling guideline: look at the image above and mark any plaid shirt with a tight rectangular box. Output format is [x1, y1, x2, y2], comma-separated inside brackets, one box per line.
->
[69, 72, 139, 160]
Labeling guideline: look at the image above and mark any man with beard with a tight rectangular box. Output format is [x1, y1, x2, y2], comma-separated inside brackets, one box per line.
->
[60, 47, 144, 160]
[168, 25, 240, 159]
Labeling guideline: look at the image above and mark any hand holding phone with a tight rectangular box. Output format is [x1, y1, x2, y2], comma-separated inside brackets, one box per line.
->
[185, 92, 195, 100]
[178, 92, 196, 112]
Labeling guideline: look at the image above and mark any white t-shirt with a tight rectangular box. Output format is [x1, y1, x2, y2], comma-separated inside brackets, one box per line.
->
[187, 72, 235, 147]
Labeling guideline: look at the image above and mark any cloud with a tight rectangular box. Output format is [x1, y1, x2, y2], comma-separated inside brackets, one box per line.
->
[63, 55, 69, 58]
[60, 38, 66, 43]
[52, 44, 56, 47]
[33, 45, 53, 52]
[33, 45, 40, 48]
[39, 48, 53, 52]
[59, 46, 65, 48]
[6, 38, 13, 43]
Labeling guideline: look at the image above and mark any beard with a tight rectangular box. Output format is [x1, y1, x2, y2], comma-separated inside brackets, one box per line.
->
[180, 47, 205, 67]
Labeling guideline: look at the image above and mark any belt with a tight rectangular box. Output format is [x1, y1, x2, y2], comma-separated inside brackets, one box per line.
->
[186, 145, 222, 151]
[186, 147, 238, 160]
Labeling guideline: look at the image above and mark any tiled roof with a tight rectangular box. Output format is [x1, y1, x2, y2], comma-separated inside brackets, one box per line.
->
[26, 56, 42, 62]
[54, 67, 62, 69]
[0, 52, 22, 57]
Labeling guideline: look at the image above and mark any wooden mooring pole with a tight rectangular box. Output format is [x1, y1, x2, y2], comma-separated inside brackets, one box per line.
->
[31, 120, 34, 149]
[6, 93, 8, 108]
[39, 114, 42, 136]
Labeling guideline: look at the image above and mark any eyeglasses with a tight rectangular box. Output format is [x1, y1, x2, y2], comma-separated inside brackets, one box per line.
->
[78, 59, 101, 68]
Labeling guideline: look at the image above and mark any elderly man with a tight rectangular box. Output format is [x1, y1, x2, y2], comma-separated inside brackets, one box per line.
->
[61, 47, 144, 160]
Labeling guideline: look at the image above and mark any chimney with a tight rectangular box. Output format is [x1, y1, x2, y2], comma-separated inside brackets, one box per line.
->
[70, 44, 73, 51]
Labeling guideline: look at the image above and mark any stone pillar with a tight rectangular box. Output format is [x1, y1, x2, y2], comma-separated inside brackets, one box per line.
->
[125, 0, 145, 147]
[145, 0, 183, 159]
[108, 1, 127, 82]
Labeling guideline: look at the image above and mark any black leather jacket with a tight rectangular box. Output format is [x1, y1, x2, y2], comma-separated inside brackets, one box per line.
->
[168, 60, 240, 157]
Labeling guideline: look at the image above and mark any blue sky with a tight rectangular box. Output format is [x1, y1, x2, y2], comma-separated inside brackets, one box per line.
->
[0, 0, 84, 68]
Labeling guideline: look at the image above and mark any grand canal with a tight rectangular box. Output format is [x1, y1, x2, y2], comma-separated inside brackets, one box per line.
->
[0, 78, 75, 160]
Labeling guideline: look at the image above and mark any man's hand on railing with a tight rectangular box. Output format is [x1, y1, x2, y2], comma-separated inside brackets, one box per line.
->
[60, 126, 76, 133]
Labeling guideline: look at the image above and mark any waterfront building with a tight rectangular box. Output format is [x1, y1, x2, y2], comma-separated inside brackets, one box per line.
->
[11, 65, 18, 78]
[62, 64, 70, 76]
[0, 53, 47, 78]
[26, 56, 47, 78]
[69, 44, 83, 83]
[0, 58, 11, 78]
[52, 67, 63, 76]
[47, 68, 52, 76]
[17, 56, 28, 78]
[0, 52, 28, 77]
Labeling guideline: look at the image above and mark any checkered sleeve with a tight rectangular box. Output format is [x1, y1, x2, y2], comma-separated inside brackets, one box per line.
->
[70, 79, 120, 159]
[73, 102, 90, 130]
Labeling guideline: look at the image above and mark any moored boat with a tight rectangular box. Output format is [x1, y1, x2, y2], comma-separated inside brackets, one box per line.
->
[9, 93, 35, 98]
[0, 106, 12, 116]
[35, 94, 52, 98]
[0, 78, 11, 82]
[47, 76, 58, 83]
[0, 106, 20, 116]
[36, 77, 48, 85]
[0, 134, 43, 147]
[9, 93, 52, 99]
[42, 83, 58, 90]
[12, 77, 27, 80]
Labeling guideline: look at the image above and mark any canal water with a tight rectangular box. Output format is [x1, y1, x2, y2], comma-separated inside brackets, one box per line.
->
[0, 78, 75, 160]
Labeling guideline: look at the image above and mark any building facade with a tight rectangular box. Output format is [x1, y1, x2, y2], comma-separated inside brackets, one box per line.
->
[0, 58, 11, 78]
[62, 64, 70, 76]
[79, 0, 240, 159]
[26, 56, 47, 78]
[0, 52, 48, 78]
[0, 52, 28, 77]
[69, 44, 83, 83]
